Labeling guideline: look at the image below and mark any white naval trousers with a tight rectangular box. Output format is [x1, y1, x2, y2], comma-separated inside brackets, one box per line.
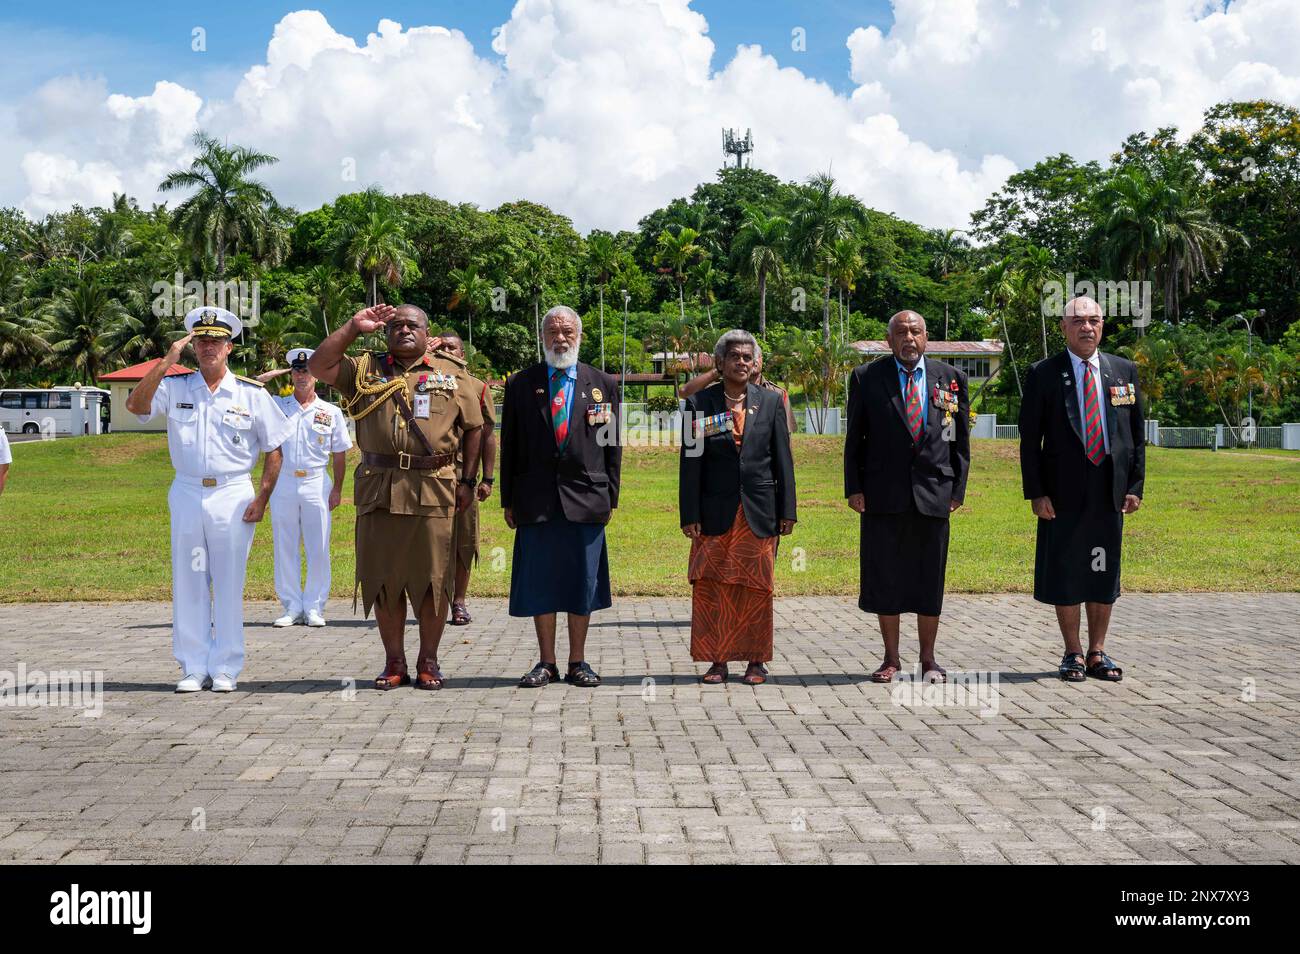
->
[270, 471, 332, 616]
[168, 474, 256, 679]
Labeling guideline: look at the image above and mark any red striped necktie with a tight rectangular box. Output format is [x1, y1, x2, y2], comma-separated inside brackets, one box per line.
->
[1082, 361, 1105, 465]
[904, 370, 923, 442]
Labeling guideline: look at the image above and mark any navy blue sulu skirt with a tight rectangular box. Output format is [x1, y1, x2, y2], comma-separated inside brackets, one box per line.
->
[508, 514, 612, 617]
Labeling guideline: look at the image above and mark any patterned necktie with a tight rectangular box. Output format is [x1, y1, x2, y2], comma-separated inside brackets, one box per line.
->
[904, 369, 923, 442]
[550, 369, 569, 448]
[1082, 361, 1105, 465]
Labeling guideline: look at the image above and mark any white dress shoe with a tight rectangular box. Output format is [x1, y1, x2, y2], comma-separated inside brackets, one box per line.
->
[210, 674, 237, 693]
[272, 612, 301, 627]
[175, 673, 209, 693]
[305, 610, 326, 627]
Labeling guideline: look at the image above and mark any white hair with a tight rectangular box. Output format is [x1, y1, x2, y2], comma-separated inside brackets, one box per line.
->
[713, 329, 761, 369]
[542, 305, 582, 336]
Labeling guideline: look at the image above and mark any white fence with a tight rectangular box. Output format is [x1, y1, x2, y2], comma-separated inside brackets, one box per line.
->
[975, 414, 1295, 449]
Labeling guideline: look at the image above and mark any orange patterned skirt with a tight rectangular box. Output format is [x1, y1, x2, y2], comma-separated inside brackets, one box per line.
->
[688, 505, 777, 662]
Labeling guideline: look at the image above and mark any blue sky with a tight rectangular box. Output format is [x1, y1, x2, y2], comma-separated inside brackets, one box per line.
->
[0, 0, 896, 100]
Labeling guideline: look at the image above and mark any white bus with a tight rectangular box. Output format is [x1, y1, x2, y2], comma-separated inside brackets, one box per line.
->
[0, 386, 112, 436]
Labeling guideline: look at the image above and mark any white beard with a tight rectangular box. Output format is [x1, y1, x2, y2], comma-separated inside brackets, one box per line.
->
[545, 346, 579, 370]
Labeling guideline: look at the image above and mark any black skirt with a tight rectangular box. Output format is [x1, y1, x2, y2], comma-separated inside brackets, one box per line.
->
[859, 502, 951, 616]
[508, 514, 612, 617]
[1033, 457, 1123, 605]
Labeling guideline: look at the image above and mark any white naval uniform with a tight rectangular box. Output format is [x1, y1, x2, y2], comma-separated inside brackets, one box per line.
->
[270, 394, 352, 617]
[137, 371, 292, 680]
[0, 427, 11, 466]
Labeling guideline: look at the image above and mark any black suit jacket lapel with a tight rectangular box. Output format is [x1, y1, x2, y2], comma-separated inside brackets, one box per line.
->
[923, 357, 940, 436]
[1059, 352, 1086, 448]
[887, 360, 911, 435]
[738, 382, 762, 460]
[533, 363, 554, 432]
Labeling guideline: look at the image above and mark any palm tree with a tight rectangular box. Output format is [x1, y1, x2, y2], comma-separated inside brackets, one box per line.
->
[980, 259, 1021, 398]
[787, 173, 868, 346]
[306, 264, 346, 339]
[930, 228, 970, 339]
[653, 227, 705, 322]
[828, 237, 863, 345]
[0, 259, 45, 383]
[517, 249, 546, 362]
[449, 265, 493, 350]
[332, 188, 417, 307]
[101, 287, 181, 364]
[731, 206, 787, 334]
[690, 260, 718, 331]
[584, 233, 619, 368]
[39, 279, 129, 384]
[1011, 245, 1061, 359]
[158, 131, 279, 278]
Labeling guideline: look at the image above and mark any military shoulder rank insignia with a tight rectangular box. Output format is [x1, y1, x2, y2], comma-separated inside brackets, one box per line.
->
[235, 374, 266, 389]
[696, 410, 734, 437]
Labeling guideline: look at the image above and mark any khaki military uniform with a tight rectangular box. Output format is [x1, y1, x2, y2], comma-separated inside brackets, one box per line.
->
[334, 349, 484, 616]
[453, 376, 496, 573]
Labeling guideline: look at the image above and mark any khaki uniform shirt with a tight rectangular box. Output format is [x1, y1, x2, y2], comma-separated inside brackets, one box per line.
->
[334, 350, 484, 517]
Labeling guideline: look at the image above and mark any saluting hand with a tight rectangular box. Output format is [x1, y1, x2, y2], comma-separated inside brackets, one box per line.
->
[1031, 496, 1056, 520]
[847, 493, 865, 514]
[352, 304, 396, 334]
[168, 331, 196, 359]
[1122, 494, 1141, 514]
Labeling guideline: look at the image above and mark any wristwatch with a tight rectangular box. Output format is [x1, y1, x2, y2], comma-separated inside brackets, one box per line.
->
[481, 476, 495, 486]
[458, 476, 478, 487]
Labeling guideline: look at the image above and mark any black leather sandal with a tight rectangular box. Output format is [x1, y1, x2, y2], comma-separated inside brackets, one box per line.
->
[564, 661, 602, 687]
[1059, 652, 1086, 682]
[519, 661, 559, 688]
[1085, 650, 1123, 682]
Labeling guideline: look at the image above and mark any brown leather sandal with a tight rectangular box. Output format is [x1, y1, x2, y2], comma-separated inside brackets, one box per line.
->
[374, 659, 410, 690]
[921, 660, 947, 683]
[742, 663, 768, 686]
[449, 601, 471, 626]
[870, 661, 902, 683]
[702, 663, 728, 684]
[414, 658, 444, 690]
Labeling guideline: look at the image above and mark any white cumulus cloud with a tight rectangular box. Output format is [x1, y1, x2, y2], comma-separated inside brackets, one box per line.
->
[5, 0, 1300, 232]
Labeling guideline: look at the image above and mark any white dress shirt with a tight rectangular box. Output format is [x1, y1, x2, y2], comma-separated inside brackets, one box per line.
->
[138, 370, 292, 477]
[1067, 349, 1110, 455]
[0, 427, 10, 466]
[275, 394, 352, 472]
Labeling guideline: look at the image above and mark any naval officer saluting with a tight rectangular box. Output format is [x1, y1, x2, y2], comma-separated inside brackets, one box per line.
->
[268, 348, 353, 628]
[126, 307, 293, 693]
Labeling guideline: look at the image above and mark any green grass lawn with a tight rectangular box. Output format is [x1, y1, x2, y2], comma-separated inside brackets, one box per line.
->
[0, 433, 1296, 601]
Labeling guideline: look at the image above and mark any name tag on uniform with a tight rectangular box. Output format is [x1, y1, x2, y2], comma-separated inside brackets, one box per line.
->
[413, 393, 431, 419]
[695, 410, 734, 438]
[586, 402, 612, 425]
[175, 402, 194, 410]
[1109, 383, 1136, 406]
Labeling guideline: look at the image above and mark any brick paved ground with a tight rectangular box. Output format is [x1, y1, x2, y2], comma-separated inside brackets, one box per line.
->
[0, 595, 1296, 864]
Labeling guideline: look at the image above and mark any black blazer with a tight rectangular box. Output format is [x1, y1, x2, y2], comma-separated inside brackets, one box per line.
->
[679, 383, 796, 538]
[1019, 350, 1145, 512]
[843, 356, 971, 517]
[499, 361, 622, 524]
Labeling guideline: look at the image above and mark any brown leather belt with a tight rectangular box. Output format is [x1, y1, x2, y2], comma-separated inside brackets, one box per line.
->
[361, 450, 454, 471]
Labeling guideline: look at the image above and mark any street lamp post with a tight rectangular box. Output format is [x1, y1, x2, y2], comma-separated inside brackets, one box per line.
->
[1234, 310, 1263, 445]
[621, 289, 630, 441]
